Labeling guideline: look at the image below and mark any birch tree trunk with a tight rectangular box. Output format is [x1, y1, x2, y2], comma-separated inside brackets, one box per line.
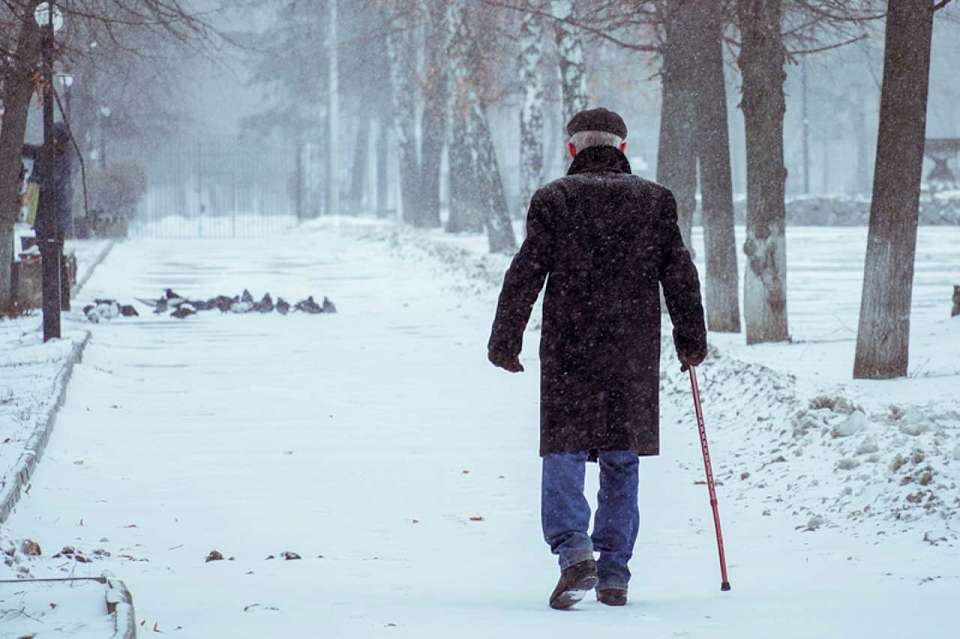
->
[853, 0, 935, 379]
[551, 0, 587, 128]
[691, 2, 741, 333]
[656, 0, 698, 250]
[518, 3, 545, 217]
[419, 0, 449, 228]
[325, 0, 339, 217]
[386, 7, 422, 225]
[0, 16, 41, 311]
[736, 0, 789, 344]
[447, 2, 516, 253]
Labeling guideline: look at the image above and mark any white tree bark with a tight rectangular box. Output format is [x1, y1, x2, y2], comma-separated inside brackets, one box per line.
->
[386, 5, 421, 224]
[448, 1, 516, 253]
[518, 4, 545, 217]
[550, 0, 588, 127]
[325, 0, 339, 217]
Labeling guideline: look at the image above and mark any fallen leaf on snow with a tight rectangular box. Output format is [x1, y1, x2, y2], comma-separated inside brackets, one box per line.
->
[468, 516, 484, 522]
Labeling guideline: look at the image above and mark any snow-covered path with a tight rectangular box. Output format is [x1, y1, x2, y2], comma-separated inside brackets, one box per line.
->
[7, 226, 957, 638]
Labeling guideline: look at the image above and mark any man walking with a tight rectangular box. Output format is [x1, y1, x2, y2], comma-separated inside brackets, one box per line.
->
[488, 108, 706, 609]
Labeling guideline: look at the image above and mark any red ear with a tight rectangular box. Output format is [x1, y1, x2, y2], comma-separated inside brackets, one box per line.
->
[567, 143, 577, 158]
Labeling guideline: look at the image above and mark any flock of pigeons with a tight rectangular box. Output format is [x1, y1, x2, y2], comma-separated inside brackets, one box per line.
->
[82, 288, 337, 322]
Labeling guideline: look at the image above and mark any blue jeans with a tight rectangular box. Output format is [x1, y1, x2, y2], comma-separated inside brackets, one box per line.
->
[541, 450, 639, 591]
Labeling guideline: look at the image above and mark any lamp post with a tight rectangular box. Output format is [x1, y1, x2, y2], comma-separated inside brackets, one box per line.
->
[34, 1, 64, 342]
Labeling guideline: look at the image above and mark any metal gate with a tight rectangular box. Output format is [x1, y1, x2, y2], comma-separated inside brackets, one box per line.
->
[131, 137, 299, 239]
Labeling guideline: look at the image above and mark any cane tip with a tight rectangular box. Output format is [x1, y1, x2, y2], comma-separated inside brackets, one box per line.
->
[721, 581, 731, 592]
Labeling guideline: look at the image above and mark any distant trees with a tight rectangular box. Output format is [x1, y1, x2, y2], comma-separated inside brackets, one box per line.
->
[853, 0, 942, 378]
[0, 0, 210, 313]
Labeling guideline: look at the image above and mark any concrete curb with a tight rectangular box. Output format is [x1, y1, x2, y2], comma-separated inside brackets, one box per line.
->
[0, 330, 91, 524]
[103, 571, 137, 639]
[73, 239, 117, 297]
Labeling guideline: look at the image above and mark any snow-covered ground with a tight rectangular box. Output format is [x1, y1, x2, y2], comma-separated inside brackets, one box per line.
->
[1, 239, 111, 520]
[2, 221, 958, 637]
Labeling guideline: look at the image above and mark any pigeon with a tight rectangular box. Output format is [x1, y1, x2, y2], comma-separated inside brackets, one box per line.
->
[171, 304, 196, 319]
[83, 300, 120, 322]
[321, 296, 337, 313]
[254, 293, 274, 313]
[208, 295, 234, 312]
[230, 294, 253, 313]
[165, 289, 187, 306]
[295, 296, 323, 314]
[241, 289, 254, 304]
[275, 297, 291, 315]
[119, 304, 139, 317]
[188, 299, 211, 311]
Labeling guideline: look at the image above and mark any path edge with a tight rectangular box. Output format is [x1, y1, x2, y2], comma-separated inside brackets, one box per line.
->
[103, 571, 138, 639]
[72, 239, 117, 297]
[0, 330, 92, 524]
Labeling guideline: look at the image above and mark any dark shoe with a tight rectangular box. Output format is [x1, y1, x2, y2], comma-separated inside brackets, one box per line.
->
[549, 559, 599, 610]
[596, 588, 627, 606]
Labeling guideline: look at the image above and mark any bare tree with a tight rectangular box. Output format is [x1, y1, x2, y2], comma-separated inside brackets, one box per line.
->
[551, 0, 587, 127]
[736, 0, 789, 344]
[447, 1, 516, 253]
[518, 1, 545, 217]
[853, 0, 945, 378]
[386, 2, 422, 225]
[419, 0, 450, 228]
[1, 0, 211, 312]
[690, 2, 741, 333]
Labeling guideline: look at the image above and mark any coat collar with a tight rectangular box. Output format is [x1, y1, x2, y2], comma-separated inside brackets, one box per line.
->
[567, 145, 632, 176]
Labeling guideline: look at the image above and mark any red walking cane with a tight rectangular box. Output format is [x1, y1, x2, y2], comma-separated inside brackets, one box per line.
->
[688, 366, 731, 592]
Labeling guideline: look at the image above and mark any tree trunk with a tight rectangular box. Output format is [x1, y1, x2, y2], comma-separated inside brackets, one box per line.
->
[0, 16, 41, 311]
[736, 0, 789, 344]
[551, 0, 588, 127]
[853, 0, 935, 379]
[447, 2, 516, 252]
[325, 0, 339, 217]
[518, 4, 545, 217]
[656, 0, 698, 250]
[348, 112, 369, 213]
[386, 10, 421, 225]
[419, 0, 449, 229]
[376, 117, 389, 217]
[691, 2, 741, 333]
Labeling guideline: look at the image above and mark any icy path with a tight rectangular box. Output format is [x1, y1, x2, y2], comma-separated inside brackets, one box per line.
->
[7, 228, 957, 638]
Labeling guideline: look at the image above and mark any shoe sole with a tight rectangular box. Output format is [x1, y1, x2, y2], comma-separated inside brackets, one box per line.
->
[549, 574, 599, 610]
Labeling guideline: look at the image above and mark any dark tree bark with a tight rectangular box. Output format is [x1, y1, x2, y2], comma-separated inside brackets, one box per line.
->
[0, 15, 41, 311]
[690, 3, 741, 333]
[656, 0, 698, 250]
[853, 0, 936, 379]
[736, 0, 789, 344]
[419, 0, 449, 228]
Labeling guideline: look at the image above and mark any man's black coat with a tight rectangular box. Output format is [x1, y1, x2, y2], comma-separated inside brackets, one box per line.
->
[488, 145, 706, 458]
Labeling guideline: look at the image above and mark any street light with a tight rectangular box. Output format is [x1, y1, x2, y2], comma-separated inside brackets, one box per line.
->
[34, 2, 64, 341]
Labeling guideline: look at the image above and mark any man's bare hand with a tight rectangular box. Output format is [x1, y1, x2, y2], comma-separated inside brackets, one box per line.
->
[489, 351, 525, 373]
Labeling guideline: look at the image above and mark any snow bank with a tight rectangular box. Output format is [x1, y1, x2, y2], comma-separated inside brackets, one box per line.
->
[327, 216, 960, 542]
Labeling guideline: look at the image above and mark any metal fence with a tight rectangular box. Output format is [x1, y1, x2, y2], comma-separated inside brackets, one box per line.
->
[131, 138, 300, 239]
